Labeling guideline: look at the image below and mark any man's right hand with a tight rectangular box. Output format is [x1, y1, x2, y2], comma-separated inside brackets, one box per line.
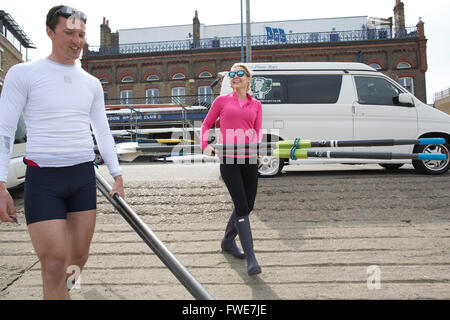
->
[0, 182, 17, 223]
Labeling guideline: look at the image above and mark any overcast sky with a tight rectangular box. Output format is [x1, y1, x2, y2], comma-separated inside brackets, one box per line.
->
[3, 0, 449, 104]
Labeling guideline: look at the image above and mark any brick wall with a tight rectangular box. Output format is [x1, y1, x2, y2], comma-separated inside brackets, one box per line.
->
[0, 34, 23, 94]
[435, 96, 450, 115]
[83, 38, 428, 103]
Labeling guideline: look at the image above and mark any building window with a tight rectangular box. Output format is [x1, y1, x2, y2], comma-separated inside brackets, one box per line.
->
[146, 89, 159, 104]
[121, 76, 134, 83]
[398, 77, 414, 94]
[369, 63, 382, 71]
[397, 62, 412, 69]
[120, 90, 133, 105]
[146, 74, 159, 82]
[103, 91, 108, 103]
[198, 71, 212, 78]
[198, 86, 213, 104]
[172, 87, 185, 104]
[99, 78, 109, 85]
[172, 73, 186, 80]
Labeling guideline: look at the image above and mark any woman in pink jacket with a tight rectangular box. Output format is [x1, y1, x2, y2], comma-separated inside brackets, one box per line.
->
[201, 63, 262, 276]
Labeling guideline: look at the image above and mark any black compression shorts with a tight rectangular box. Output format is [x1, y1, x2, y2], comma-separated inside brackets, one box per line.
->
[24, 162, 97, 225]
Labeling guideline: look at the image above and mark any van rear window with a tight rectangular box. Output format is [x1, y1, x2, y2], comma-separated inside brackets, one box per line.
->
[251, 75, 342, 104]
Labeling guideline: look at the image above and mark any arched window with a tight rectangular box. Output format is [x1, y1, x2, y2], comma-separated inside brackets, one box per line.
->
[397, 62, 412, 69]
[198, 71, 213, 78]
[146, 74, 159, 82]
[99, 78, 109, 84]
[121, 76, 134, 83]
[369, 63, 382, 71]
[172, 73, 186, 80]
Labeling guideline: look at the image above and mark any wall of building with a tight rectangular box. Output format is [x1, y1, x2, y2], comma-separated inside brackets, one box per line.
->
[0, 33, 23, 94]
[435, 95, 450, 115]
[86, 36, 427, 104]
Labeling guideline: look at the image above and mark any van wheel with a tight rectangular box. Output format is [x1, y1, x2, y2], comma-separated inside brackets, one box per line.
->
[258, 155, 285, 177]
[412, 141, 450, 174]
[379, 164, 404, 171]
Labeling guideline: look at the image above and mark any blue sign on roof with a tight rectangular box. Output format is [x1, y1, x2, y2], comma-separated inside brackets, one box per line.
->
[265, 27, 286, 43]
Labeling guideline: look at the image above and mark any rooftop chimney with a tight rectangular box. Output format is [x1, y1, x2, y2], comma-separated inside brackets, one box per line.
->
[193, 10, 200, 48]
[394, 0, 405, 30]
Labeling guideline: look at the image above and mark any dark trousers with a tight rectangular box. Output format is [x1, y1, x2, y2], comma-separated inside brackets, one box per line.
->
[220, 163, 259, 218]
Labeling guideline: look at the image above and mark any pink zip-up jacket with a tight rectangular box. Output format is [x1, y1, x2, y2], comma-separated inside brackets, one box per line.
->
[201, 92, 263, 158]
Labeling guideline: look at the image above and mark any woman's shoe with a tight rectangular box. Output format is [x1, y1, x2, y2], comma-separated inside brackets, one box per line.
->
[221, 209, 245, 259]
[236, 215, 261, 276]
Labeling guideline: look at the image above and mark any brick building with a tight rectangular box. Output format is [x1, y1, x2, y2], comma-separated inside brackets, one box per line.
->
[0, 11, 36, 94]
[81, 1, 428, 107]
[434, 88, 450, 115]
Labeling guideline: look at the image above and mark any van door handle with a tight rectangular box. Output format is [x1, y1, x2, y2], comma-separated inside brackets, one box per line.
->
[273, 120, 284, 129]
[352, 102, 357, 115]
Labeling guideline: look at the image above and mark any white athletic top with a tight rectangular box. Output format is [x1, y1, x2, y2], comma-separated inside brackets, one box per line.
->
[0, 58, 122, 182]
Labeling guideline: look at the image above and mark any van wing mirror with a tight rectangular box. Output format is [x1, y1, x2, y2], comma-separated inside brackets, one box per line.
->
[210, 78, 221, 89]
[210, 72, 226, 89]
[396, 93, 414, 107]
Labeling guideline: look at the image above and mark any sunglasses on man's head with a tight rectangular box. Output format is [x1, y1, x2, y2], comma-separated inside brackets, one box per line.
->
[53, 7, 87, 23]
[229, 70, 248, 78]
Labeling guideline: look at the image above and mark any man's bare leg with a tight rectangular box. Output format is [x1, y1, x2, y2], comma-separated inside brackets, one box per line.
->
[27, 210, 96, 299]
[28, 219, 70, 300]
[65, 209, 96, 289]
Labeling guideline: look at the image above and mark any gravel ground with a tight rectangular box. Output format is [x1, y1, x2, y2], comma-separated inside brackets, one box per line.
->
[1, 162, 449, 300]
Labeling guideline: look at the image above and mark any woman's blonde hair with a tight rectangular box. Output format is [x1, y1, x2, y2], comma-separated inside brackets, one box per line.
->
[231, 63, 253, 77]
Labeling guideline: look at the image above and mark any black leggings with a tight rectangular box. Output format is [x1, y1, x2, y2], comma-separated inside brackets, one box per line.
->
[220, 163, 259, 218]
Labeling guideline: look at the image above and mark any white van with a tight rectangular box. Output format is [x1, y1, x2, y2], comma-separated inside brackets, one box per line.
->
[219, 62, 450, 176]
[6, 115, 27, 189]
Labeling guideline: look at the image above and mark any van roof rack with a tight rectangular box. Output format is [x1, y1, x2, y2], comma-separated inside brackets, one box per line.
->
[246, 62, 376, 72]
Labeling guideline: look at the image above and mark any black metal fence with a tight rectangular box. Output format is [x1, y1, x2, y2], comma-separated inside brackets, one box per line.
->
[434, 88, 450, 102]
[88, 27, 418, 57]
[105, 94, 218, 108]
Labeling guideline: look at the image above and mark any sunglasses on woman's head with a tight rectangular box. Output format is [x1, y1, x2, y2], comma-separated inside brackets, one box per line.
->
[229, 70, 248, 78]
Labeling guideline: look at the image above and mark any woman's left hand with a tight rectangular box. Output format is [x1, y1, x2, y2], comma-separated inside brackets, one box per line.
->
[203, 145, 216, 157]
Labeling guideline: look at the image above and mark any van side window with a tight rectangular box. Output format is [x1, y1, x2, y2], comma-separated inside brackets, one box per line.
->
[355, 76, 403, 106]
[251, 76, 286, 104]
[14, 114, 27, 144]
[287, 75, 342, 104]
[251, 75, 342, 104]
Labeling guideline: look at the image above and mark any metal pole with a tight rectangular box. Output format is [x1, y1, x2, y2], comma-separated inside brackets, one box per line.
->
[276, 138, 447, 149]
[274, 149, 447, 161]
[95, 171, 214, 300]
[246, 0, 252, 62]
[240, 0, 244, 62]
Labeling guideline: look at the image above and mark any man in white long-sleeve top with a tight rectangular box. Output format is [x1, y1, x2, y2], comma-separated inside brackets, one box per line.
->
[0, 5, 124, 299]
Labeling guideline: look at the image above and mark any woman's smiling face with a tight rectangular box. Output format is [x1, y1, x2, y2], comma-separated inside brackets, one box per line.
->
[230, 66, 251, 92]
